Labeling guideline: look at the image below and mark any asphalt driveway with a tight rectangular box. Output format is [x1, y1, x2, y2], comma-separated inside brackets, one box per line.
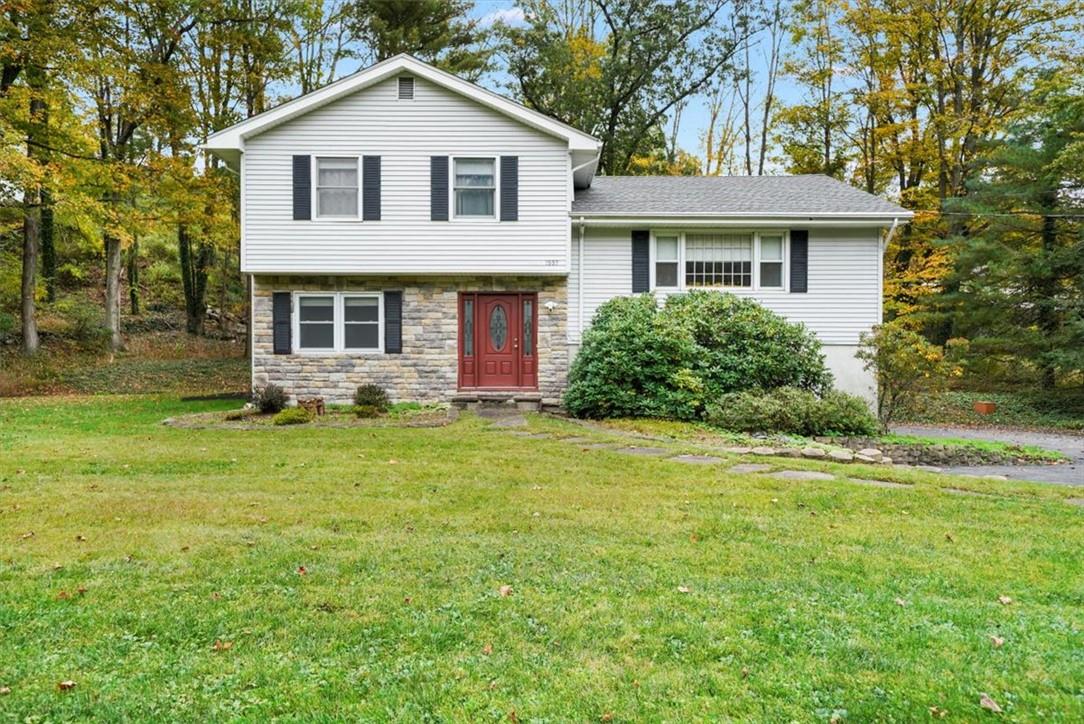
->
[892, 424, 1084, 486]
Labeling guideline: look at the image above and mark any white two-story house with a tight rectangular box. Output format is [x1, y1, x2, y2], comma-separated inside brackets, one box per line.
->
[205, 55, 911, 408]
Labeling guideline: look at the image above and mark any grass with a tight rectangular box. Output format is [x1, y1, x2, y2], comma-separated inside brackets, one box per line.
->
[879, 433, 1068, 463]
[899, 389, 1084, 432]
[1, 396, 1083, 720]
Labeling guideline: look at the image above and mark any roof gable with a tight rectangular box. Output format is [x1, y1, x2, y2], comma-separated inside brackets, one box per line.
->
[205, 54, 600, 155]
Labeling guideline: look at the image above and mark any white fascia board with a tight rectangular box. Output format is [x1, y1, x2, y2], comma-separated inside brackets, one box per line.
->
[203, 55, 601, 154]
[574, 213, 911, 227]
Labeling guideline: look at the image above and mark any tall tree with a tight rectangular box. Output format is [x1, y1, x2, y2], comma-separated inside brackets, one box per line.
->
[346, 0, 490, 80]
[775, 0, 851, 177]
[285, 0, 353, 94]
[80, 0, 200, 351]
[946, 69, 1084, 388]
[500, 0, 749, 175]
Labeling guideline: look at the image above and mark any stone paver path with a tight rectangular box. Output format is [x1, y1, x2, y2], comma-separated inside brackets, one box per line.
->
[770, 470, 835, 481]
[729, 463, 773, 474]
[848, 478, 911, 489]
[615, 446, 670, 457]
[670, 454, 724, 464]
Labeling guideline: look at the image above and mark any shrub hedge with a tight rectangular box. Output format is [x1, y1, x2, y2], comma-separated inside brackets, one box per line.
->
[564, 291, 833, 420]
[704, 387, 879, 437]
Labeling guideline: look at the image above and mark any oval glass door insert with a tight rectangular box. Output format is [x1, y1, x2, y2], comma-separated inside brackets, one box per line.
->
[489, 305, 508, 350]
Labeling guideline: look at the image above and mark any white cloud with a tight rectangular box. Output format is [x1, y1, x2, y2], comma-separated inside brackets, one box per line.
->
[479, 6, 526, 27]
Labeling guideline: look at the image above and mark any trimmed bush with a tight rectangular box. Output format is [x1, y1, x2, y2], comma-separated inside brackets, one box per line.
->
[704, 387, 878, 437]
[354, 384, 389, 412]
[353, 404, 382, 419]
[253, 384, 287, 414]
[272, 407, 312, 426]
[564, 291, 832, 420]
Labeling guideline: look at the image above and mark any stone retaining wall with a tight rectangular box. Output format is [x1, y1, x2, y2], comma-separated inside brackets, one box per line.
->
[252, 275, 569, 405]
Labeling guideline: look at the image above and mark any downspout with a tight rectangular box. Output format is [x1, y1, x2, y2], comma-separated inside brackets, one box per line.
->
[577, 217, 585, 344]
[878, 217, 899, 325]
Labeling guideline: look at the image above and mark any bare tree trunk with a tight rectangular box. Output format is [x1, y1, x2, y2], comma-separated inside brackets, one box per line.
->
[21, 199, 40, 355]
[104, 230, 123, 351]
[128, 237, 140, 315]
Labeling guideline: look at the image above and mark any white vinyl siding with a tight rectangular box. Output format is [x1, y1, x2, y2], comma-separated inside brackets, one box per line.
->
[569, 226, 882, 346]
[243, 76, 570, 274]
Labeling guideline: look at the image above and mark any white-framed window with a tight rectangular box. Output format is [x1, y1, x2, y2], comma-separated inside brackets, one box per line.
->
[654, 234, 680, 288]
[758, 233, 785, 289]
[452, 156, 497, 219]
[314, 156, 359, 219]
[651, 230, 788, 291]
[294, 292, 383, 353]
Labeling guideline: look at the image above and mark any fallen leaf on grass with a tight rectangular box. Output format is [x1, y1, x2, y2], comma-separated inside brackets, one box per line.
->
[498, 585, 513, 597]
[75, 535, 86, 542]
[20, 531, 33, 540]
[740, 667, 749, 679]
[979, 693, 1002, 713]
[507, 709, 518, 722]
[297, 566, 307, 576]
[212, 640, 233, 652]
[482, 643, 493, 656]
[990, 635, 1004, 648]
[600, 713, 613, 722]
[57, 680, 76, 691]
[0, 686, 10, 695]
[403, 596, 412, 604]
[945, 533, 955, 543]
[677, 586, 691, 594]
[895, 598, 908, 607]
[56, 590, 71, 600]
[928, 706, 947, 718]
[387, 459, 399, 465]
[997, 595, 1013, 606]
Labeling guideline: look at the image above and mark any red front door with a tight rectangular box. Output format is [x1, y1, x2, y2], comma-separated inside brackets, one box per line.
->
[459, 293, 537, 390]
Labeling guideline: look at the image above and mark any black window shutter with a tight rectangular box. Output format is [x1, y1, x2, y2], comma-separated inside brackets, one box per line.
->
[500, 156, 518, 221]
[631, 230, 650, 293]
[362, 155, 381, 220]
[292, 155, 311, 220]
[272, 292, 292, 354]
[384, 291, 403, 353]
[790, 230, 809, 293]
[430, 156, 449, 221]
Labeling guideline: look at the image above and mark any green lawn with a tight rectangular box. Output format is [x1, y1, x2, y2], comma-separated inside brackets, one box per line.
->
[1, 397, 1082, 720]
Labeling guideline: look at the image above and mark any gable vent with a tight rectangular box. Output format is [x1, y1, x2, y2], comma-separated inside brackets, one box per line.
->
[398, 76, 414, 100]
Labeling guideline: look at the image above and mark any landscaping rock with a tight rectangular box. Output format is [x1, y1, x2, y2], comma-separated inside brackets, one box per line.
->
[880, 457, 893, 465]
[670, 454, 723, 464]
[771, 470, 835, 481]
[854, 454, 879, 464]
[751, 446, 776, 456]
[729, 463, 773, 474]
[775, 448, 802, 458]
[801, 447, 827, 459]
[828, 450, 854, 463]
[857, 448, 883, 462]
[723, 446, 752, 455]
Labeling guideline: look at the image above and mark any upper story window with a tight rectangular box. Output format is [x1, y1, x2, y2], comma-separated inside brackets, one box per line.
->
[315, 157, 359, 218]
[653, 231, 787, 291]
[453, 157, 496, 218]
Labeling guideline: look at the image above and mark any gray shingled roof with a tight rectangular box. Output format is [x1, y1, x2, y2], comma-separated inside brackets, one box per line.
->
[572, 175, 910, 216]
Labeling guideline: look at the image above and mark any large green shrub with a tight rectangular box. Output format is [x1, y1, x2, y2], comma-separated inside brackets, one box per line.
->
[705, 387, 878, 436]
[564, 291, 832, 419]
[253, 384, 287, 414]
[354, 384, 390, 412]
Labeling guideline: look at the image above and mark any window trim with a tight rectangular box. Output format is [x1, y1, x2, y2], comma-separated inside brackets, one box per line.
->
[312, 156, 362, 222]
[449, 154, 500, 222]
[292, 291, 384, 355]
[650, 230, 789, 292]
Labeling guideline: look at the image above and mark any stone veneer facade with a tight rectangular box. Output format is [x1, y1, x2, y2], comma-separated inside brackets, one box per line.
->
[252, 275, 569, 406]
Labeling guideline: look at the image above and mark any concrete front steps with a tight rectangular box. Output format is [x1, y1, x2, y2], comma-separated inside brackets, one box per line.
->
[451, 391, 542, 412]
